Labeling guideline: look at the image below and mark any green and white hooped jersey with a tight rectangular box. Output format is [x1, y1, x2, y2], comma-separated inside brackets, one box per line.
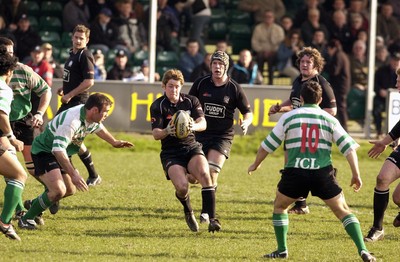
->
[9, 63, 50, 121]
[261, 104, 359, 169]
[0, 79, 13, 116]
[31, 105, 103, 156]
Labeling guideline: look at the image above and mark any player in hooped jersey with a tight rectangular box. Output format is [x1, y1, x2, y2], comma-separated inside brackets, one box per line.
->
[248, 81, 376, 262]
[269, 47, 337, 214]
[150, 69, 220, 233]
[189, 50, 253, 223]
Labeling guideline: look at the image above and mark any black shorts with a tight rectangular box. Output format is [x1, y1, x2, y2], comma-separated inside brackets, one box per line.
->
[277, 165, 342, 200]
[11, 114, 34, 145]
[31, 152, 72, 176]
[386, 147, 400, 168]
[198, 136, 232, 159]
[160, 142, 204, 180]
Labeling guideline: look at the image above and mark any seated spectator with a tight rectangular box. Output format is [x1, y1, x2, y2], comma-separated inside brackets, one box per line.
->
[280, 15, 294, 36]
[26, 45, 54, 86]
[348, 12, 365, 49]
[13, 14, 42, 63]
[310, 29, 328, 58]
[238, 0, 286, 24]
[1, 0, 27, 32]
[190, 52, 211, 82]
[130, 60, 160, 82]
[92, 49, 107, 80]
[89, 7, 126, 55]
[293, 0, 330, 30]
[230, 49, 263, 85]
[377, 2, 400, 46]
[329, 9, 353, 54]
[143, 0, 180, 52]
[300, 8, 330, 46]
[63, 0, 91, 32]
[347, 0, 369, 33]
[41, 43, 63, 78]
[251, 10, 285, 85]
[87, 0, 113, 23]
[113, 0, 145, 56]
[276, 30, 303, 83]
[106, 49, 134, 80]
[375, 45, 389, 69]
[177, 38, 203, 81]
[0, 15, 16, 44]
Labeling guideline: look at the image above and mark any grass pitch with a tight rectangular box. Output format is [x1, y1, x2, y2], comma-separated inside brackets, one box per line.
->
[0, 132, 398, 261]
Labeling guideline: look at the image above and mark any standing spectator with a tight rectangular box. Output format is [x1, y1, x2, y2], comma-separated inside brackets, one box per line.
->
[57, 25, 101, 187]
[41, 43, 63, 79]
[230, 49, 263, 85]
[13, 14, 41, 63]
[150, 69, 221, 233]
[329, 9, 353, 54]
[18, 94, 133, 231]
[106, 49, 134, 80]
[0, 45, 27, 241]
[189, 0, 211, 54]
[89, 7, 125, 55]
[372, 45, 400, 138]
[364, 66, 400, 243]
[324, 39, 351, 131]
[0, 0, 27, 32]
[112, 0, 145, 56]
[276, 30, 303, 83]
[238, 0, 286, 24]
[190, 53, 211, 82]
[377, 2, 400, 47]
[248, 80, 376, 262]
[189, 51, 253, 222]
[178, 39, 203, 81]
[26, 45, 53, 86]
[63, 0, 91, 33]
[301, 8, 330, 46]
[251, 10, 285, 85]
[268, 47, 337, 214]
[92, 49, 107, 80]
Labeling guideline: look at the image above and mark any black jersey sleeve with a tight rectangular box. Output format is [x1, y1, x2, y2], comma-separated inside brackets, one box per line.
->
[318, 75, 336, 109]
[389, 120, 400, 140]
[81, 50, 95, 80]
[150, 98, 165, 130]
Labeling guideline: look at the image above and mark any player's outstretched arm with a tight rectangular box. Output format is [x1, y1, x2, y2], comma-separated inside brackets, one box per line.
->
[345, 149, 362, 192]
[368, 135, 393, 159]
[248, 146, 269, 175]
[96, 128, 134, 148]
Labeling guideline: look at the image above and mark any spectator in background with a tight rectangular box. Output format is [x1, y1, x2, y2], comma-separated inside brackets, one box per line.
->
[131, 60, 161, 82]
[373, 46, 400, 138]
[87, 0, 113, 23]
[0, 15, 16, 44]
[324, 39, 351, 131]
[190, 52, 211, 82]
[92, 49, 107, 80]
[215, 40, 234, 72]
[0, 0, 27, 32]
[310, 29, 328, 58]
[189, 0, 211, 54]
[349, 13, 365, 50]
[63, 0, 91, 33]
[13, 14, 41, 63]
[89, 7, 126, 55]
[329, 9, 353, 54]
[276, 30, 303, 83]
[293, 0, 330, 30]
[238, 0, 286, 24]
[230, 49, 263, 85]
[251, 10, 284, 85]
[279, 15, 294, 36]
[347, 0, 369, 33]
[388, 0, 400, 22]
[113, 0, 145, 56]
[41, 43, 63, 79]
[377, 2, 400, 47]
[375, 45, 389, 69]
[143, 0, 180, 53]
[301, 8, 330, 46]
[106, 49, 134, 81]
[178, 39, 203, 81]
[26, 45, 53, 86]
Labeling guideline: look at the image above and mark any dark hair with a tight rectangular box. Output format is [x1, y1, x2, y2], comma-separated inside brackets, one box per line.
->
[0, 46, 17, 76]
[0, 36, 14, 47]
[296, 47, 325, 73]
[73, 24, 90, 38]
[300, 80, 322, 104]
[84, 93, 113, 112]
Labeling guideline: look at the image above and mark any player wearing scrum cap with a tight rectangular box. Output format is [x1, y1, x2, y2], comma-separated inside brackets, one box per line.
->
[150, 69, 221, 233]
[189, 50, 253, 223]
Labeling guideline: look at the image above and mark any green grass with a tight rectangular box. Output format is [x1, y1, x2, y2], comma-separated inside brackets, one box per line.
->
[0, 132, 398, 261]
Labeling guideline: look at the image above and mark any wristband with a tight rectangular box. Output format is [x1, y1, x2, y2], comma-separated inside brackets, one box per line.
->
[6, 133, 16, 141]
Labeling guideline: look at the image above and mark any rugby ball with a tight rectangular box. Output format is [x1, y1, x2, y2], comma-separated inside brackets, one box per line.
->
[172, 110, 191, 139]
